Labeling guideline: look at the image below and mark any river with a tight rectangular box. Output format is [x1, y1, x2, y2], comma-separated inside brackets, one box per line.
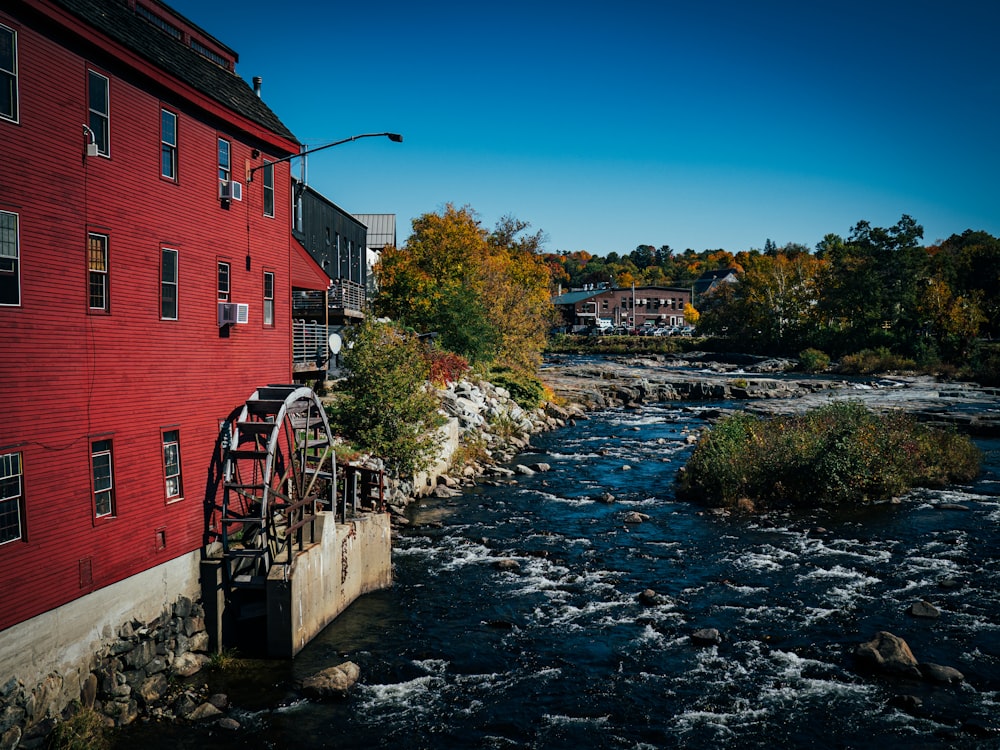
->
[115, 401, 1000, 749]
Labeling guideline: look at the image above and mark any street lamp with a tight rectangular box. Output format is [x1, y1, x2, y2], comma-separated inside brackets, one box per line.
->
[247, 132, 403, 182]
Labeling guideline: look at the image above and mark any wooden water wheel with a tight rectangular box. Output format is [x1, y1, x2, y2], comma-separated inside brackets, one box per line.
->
[219, 384, 336, 588]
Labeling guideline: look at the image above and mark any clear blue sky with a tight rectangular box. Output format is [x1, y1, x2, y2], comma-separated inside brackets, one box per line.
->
[169, 0, 999, 256]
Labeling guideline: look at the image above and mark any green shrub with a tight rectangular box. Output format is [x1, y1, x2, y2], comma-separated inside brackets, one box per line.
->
[837, 347, 916, 375]
[677, 401, 980, 510]
[327, 319, 445, 477]
[961, 346, 1000, 387]
[799, 348, 831, 373]
[486, 366, 546, 409]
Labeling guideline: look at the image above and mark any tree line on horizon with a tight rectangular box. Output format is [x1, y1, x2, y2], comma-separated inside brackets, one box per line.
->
[543, 215, 1000, 363]
[369, 204, 998, 374]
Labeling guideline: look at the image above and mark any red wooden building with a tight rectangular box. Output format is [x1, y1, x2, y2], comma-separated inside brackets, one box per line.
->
[0, 0, 318, 636]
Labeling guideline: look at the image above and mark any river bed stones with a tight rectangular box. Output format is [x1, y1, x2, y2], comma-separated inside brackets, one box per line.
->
[854, 631, 965, 685]
[300, 662, 361, 699]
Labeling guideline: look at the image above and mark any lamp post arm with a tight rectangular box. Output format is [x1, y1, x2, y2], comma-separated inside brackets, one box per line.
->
[247, 132, 402, 181]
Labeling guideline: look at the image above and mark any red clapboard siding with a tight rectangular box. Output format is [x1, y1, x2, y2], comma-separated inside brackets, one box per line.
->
[0, 7, 299, 630]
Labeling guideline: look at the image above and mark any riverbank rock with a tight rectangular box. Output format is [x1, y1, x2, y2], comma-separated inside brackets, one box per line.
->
[301, 662, 361, 699]
[854, 632, 921, 679]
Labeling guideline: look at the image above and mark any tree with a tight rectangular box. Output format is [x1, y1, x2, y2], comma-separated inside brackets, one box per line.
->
[375, 204, 553, 373]
[814, 215, 927, 354]
[699, 252, 823, 353]
[329, 319, 444, 477]
[917, 277, 985, 360]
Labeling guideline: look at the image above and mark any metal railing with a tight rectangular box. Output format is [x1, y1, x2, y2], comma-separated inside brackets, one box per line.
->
[291, 280, 366, 317]
[293, 319, 328, 369]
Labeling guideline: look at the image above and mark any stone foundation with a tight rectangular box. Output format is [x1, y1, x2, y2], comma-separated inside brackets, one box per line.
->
[0, 593, 210, 749]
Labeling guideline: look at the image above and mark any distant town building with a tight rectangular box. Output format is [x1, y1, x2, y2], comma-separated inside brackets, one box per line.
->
[553, 286, 692, 329]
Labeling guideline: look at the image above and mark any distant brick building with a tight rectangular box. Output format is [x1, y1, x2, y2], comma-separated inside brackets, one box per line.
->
[553, 285, 692, 328]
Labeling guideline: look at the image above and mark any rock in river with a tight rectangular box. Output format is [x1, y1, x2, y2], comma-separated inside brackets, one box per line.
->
[301, 661, 361, 699]
[854, 631, 921, 679]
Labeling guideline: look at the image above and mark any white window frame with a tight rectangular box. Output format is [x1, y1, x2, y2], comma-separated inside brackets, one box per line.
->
[87, 70, 110, 156]
[161, 247, 178, 320]
[0, 210, 19, 307]
[262, 161, 274, 217]
[91, 439, 115, 518]
[217, 261, 230, 301]
[263, 270, 274, 326]
[0, 451, 24, 545]
[0, 24, 18, 124]
[218, 137, 230, 191]
[88, 232, 109, 311]
[161, 109, 177, 180]
[162, 429, 183, 501]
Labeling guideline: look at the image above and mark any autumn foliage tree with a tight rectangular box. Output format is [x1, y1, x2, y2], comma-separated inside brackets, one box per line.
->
[374, 204, 555, 374]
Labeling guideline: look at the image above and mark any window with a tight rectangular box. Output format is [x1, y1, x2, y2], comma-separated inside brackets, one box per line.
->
[87, 70, 109, 156]
[218, 138, 230, 193]
[217, 261, 230, 301]
[262, 161, 274, 217]
[88, 233, 108, 311]
[263, 271, 274, 325]
[91, 439, 115, 518]
[0, 452, 24, 545]
[161, 248, 177, 319]
[0, 211, 19, 306]
[162, 430, 183, 500]
[0, 24, 17, 123]
[161, 109, 177, 180]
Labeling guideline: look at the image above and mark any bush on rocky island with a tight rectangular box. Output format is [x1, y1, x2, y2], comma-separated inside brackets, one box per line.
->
[677, 401, 981, 510]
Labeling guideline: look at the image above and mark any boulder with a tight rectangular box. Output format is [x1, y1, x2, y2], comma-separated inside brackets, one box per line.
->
[623, 511, 649, 525]
[494, 559, 521, 572]
[136, 673, 168, 705]
[301, 662, 361, 699]
[854, 631, 921, 679]
[691, 628, 722, 646]
[187, 702, 222, 721]
[637, 589, 661, 606]
[919, 663, 964, 684]
[908, 600, 941, 619]
[888, 694, 923, 714]
[171, 652, 209, 678]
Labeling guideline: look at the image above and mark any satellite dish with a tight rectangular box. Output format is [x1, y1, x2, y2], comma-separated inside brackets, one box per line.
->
[328, 333, 342, 354]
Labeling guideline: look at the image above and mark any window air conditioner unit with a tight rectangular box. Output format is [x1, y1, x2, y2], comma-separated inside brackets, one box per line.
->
[219, 180, 243, 202]
[218, 302, 238, 326]
[235, 303, 249, 324]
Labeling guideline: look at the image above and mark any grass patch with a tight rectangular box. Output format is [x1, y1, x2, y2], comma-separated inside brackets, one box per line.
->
[836, 347, 916, 375]
[47, 707, 110, 750]
[677, 401, 981, 510]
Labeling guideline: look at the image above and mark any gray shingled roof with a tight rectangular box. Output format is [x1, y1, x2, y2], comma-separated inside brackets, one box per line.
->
[552, 290, 603, 306]
[52, 0, 297, 144]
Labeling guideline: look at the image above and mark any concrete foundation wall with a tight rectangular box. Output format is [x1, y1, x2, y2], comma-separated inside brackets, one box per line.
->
[0, 551, 202, 709]
[267, 512, 392, 657]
